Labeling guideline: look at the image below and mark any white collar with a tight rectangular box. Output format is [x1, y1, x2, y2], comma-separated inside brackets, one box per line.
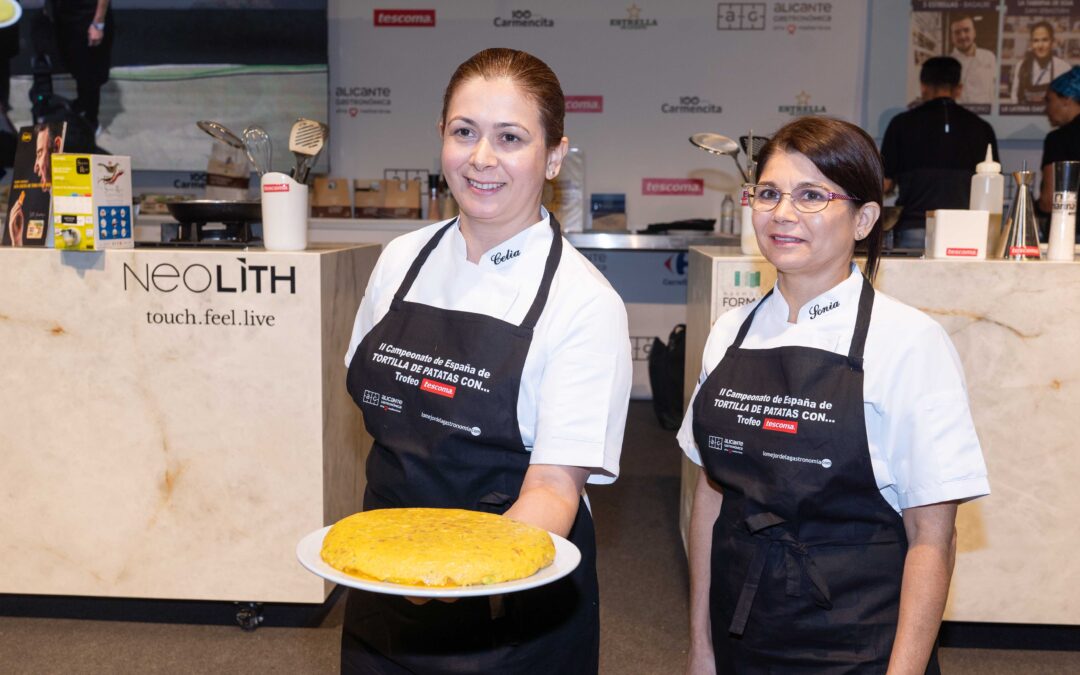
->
[762, 264, 863, 326]
[449, 207, 553, 272]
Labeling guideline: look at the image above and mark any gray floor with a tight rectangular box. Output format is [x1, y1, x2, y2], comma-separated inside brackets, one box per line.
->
[1, 402, 1077, 674]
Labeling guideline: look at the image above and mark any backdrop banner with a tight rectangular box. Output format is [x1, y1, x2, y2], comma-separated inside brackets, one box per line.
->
[327, 0, 869, 229]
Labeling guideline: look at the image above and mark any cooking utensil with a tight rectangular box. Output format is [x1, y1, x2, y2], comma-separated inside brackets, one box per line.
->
[197, 120, 245, 149]
[288, 118, 328, 185]
[689, 132, 748, 182]
[166, 199, 262, 224]
[242, 125, 272, 177]
[739, 132, 768, 181]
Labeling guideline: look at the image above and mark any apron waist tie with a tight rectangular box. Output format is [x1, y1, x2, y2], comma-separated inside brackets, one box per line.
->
[728, 512, 833, 636]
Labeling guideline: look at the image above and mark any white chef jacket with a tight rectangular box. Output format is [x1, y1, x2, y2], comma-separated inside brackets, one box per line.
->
[678, 266, 990, 513]
[346, 209, 632, 484]
[952, 47, 997, 105]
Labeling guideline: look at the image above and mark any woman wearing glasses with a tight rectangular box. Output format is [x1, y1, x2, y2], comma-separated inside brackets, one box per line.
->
[679, 117, 988, 673]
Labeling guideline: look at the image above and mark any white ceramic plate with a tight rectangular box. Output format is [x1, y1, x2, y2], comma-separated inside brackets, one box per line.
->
[296, 525, 581, 598]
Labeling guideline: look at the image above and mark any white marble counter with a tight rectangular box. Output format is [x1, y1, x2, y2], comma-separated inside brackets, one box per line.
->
[682, 249, 1080, 625]
[0, 244, 379, 603]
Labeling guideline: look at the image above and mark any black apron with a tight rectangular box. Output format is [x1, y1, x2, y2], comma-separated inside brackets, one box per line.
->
[342, 216, 599, 675]
[692, 277, 940, 674]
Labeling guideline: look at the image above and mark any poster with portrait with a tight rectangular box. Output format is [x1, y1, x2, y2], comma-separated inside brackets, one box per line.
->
[2, 122, 67, 247]
[1000, 1, 1078, 115]
[909, 1, 1000, 115]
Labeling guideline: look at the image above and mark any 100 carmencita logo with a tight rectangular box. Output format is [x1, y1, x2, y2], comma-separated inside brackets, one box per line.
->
[122, 259, 297, 294]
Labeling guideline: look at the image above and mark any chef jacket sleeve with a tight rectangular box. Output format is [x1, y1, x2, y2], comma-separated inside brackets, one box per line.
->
[530, 287, 632, 484]
[343, 247, 390, 368]
[877, 320, 990, 510]
[677, 320, 738, 466]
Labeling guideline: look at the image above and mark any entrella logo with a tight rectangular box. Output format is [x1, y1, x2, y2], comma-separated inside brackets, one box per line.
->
[611, 3, 657, 30]
[662, 95, 722, 114]
[779, 90, 826, 116]
[374, 9, 435, 27]
[494, 9, 553, 28]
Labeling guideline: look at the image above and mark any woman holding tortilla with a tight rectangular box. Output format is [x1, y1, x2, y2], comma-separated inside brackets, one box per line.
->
[340, 47, 632, 674]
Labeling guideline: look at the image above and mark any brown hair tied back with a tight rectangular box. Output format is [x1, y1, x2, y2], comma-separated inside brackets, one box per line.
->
[441, 48, 566, 149]
[755, 116, 885, 282]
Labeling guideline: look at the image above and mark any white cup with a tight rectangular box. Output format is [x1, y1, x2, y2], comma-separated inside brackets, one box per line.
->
[260, 172, 308, 251]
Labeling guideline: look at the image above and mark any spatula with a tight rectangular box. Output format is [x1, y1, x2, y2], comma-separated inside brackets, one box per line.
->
[289, 118, 328, 185]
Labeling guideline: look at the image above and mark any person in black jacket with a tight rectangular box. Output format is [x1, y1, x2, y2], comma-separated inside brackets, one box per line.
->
[47, 0, 112, 133]
[1038, 66, 1080, 215]
[881, 56, 999, 249]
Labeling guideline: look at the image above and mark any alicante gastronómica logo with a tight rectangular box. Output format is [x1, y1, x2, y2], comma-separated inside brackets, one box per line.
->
[494, 9, 553, 28]
[610, 3, 657, 30]
[778, 91, 826, 116]
[334, 85, 392, 117]
[662, 95, 722, 114]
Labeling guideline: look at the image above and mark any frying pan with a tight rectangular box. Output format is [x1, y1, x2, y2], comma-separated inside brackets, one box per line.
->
[166, 200, 262, 224]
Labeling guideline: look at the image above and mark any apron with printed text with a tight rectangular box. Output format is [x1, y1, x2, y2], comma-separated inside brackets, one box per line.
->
[692, 277, 940, 674]
[341, 216, 599, 675]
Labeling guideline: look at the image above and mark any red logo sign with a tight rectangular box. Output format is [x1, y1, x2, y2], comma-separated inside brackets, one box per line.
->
[420, 378, 456, 398]
[945, 247, 978, 257]
[642, 178, 704, 196]
[565, 95, 603, 113]
[763, 418, 798, 434]
[263, 183, 290, 192]
[1009, 246, 1040, 257]
[374, 9, 436, 27]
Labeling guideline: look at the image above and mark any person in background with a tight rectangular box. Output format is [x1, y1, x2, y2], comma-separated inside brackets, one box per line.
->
[682, 116, 989, 674]
[1011, 21, 1070, 105]
[340, 47, 632, 674]
[46, 0, 112, 134]
[1038, 66, 1080, 214]
[882, 56, 999, 249]
[949, 14, 996, 106]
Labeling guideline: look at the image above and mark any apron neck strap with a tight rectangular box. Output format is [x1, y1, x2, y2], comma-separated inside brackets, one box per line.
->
[393, 218, 458, 302]
[732, 287, 774, 348]
[391, 214, 563, 331]
[730, 273, 876, 367]
[520, 214, 562, 330]
[846, 275, 875, 369]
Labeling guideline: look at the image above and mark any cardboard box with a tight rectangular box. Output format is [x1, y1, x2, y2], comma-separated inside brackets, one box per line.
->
[51, 154, 134, 251]
[925, 209, 989, 260]
[312, 176, 353, 218]
[354, 180, 381, 218]
[381, 178, 421, 219]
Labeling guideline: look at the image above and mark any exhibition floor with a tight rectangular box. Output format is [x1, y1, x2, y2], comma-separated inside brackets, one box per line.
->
[0, 403, 1077, 674]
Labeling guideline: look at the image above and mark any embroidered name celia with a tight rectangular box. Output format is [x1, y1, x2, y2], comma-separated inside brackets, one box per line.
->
[808, 300, 838, 319]
[490, 249, 521, 265]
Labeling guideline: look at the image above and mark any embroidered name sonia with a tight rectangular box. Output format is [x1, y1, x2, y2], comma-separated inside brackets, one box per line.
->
[808, 300, 838, 319]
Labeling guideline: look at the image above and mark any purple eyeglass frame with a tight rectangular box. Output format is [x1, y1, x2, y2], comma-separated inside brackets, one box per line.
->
[743, 184, 859, 213]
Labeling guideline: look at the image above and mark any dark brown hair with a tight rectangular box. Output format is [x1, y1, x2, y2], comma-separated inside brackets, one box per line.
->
[755, 116, 885, 281]
[440, 48, 565, 149]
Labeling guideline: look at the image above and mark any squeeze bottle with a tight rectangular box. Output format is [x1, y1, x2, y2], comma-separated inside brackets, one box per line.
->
[969, 144, 1004, 253]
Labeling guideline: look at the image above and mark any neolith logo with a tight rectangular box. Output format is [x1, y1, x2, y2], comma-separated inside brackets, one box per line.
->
[122, 258, 297, 294]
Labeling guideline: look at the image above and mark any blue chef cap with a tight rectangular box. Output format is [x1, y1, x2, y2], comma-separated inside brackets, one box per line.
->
[1050, 66, 1080, 102]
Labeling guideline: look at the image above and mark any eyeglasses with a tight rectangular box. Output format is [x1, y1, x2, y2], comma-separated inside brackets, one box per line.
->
[744, 184, 859, 214]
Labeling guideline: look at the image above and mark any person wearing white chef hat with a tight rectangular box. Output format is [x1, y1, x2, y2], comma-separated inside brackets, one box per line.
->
[681, 116, 989, 674]
[340, 47, 632, 674]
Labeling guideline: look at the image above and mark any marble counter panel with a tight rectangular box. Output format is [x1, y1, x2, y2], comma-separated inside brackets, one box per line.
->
[683, 250, 1080, 625]
[0, 244, 379, 603]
